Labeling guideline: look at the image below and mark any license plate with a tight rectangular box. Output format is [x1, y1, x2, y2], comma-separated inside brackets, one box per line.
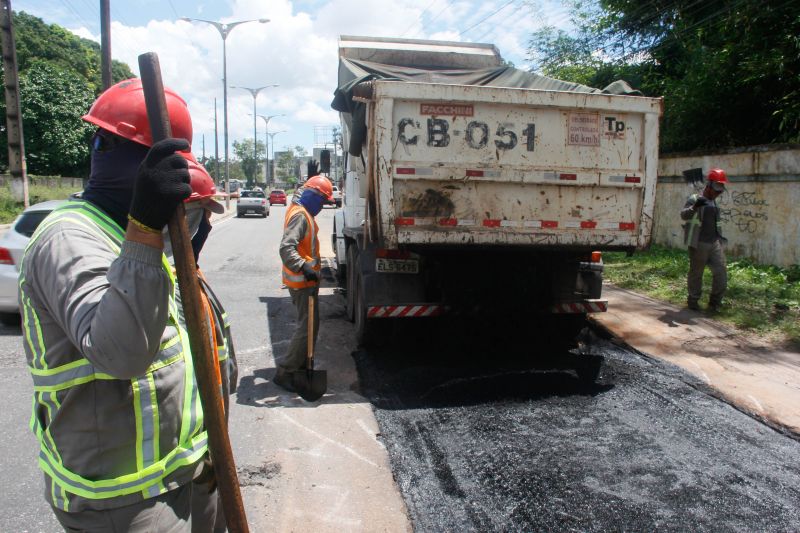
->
[247, 209, 254, 213]
[376, 258, 419, 274]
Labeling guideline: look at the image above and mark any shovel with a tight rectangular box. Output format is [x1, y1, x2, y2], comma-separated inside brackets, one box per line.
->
[293, 294, 327, 401]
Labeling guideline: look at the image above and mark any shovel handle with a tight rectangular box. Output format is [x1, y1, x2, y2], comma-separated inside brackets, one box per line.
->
[307, 294, 315, 369]
[138, 52, 249, 533]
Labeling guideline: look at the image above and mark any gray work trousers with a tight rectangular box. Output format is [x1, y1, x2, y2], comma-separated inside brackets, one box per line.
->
[52, 480, 225, 533]
[687, 240, 727, 305]
[53, 483, 192, 533]
[279, 286, 320, 374]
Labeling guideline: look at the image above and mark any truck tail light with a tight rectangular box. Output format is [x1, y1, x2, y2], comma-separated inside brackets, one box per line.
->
[0, 247, 13, 265]
[261, 200, 266, 206]
[591, 251, 602, 263]
[376, 248, 411, 260]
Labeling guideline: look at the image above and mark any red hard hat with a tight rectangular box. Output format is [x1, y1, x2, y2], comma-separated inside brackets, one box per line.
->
[186, 155, 224, 213]
[82, 78, 193, 148]
[305, 175, 333, 200]
[707, 168, 728, 184]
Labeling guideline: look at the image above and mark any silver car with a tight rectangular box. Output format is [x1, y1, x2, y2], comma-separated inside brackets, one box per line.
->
[0, 199, 65, 325]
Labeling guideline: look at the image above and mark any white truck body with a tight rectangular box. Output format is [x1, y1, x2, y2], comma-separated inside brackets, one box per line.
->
[368, 81, 660, 249]
[332, 36, 662, 345]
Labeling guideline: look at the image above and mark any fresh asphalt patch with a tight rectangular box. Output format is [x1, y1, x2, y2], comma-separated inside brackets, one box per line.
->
[352, 318, 800, 532]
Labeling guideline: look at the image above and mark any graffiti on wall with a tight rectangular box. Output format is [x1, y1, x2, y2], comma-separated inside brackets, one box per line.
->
[718, 190, 769, 234]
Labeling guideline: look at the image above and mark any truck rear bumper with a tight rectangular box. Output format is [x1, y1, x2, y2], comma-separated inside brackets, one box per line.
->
[367, 304, 446, 318]
[550, 299, 607, 313]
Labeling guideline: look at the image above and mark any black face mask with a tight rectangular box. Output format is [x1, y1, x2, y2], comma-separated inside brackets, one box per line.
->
[82, 133, 150, 229]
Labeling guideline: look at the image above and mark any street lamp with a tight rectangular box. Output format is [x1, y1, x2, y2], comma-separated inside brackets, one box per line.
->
[181, 16, 269, 208]
[232, 85, 278, 186]
[256, 113, 285, 186]
[269, 130, 286, 183]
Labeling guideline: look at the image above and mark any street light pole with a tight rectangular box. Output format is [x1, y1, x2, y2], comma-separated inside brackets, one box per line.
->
[256, 113, 285, 187]
[268, 130, 285, 184]
[232, 85, 277, 186]
[181, 17, 269, 208]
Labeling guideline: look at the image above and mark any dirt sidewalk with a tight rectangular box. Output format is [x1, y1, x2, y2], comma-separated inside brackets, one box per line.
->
[590, 284, 800, 436]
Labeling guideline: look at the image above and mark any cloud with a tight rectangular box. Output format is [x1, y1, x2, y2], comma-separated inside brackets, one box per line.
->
[62, 0, 557, 157]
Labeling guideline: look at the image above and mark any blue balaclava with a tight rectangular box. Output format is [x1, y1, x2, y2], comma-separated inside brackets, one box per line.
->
[82, 131, 149, 229]
[299, 188, 324, 216]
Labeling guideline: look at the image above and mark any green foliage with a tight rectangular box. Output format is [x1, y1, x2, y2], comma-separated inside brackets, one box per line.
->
[528, 1, 800, 151]
[0, 180, 81, 223]
[15, 61, 95, 176]
[232, 138, 266, 187]
[0, 11, 135, 177]
[604, 245, 800, 345]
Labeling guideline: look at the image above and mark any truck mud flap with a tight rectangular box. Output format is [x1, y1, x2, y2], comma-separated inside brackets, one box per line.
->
[550, 299, 607, 313]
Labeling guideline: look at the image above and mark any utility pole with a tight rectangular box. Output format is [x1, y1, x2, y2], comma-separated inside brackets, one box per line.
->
[0, 0, 28, 207]
[214, 98, 220, 186]
[100, 0, 111, 89]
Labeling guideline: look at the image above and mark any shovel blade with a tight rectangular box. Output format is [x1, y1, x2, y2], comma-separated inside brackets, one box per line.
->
[292, 369, 327, 402]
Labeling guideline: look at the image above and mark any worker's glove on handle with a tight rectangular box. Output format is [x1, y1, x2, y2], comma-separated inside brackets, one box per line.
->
[129, 138, 192, 232]
[301, 262, 319, 282]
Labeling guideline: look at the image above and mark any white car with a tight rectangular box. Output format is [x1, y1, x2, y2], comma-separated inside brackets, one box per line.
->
[0, 199, 65, 325]
[331, 185, 342, 208]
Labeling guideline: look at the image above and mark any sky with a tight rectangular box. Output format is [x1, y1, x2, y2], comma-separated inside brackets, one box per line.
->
[13, 0, 574, 159]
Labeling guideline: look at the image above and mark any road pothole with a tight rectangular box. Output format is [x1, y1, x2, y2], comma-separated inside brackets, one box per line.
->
[238, 462, 281, 486]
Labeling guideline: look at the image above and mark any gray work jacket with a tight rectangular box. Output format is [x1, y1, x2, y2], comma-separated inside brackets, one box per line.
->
[20, 200, 208, 512]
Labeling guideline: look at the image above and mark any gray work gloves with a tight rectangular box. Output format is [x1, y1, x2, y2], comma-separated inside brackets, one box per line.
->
[129, 138, 192, 232]
[301, 262, 319, 282]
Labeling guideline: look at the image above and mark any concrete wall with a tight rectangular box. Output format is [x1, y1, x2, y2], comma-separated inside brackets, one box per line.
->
[653, 145, 800, 267]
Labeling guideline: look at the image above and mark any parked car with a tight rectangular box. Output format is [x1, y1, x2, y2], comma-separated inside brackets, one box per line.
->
[269, 189, 287, 206]
[0, 199, 66, 325]
[331, 185, 342, 208]
[236, 189, 269, 218]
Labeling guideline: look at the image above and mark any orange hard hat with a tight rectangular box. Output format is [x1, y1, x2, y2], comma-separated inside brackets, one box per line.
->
[184, 154, 224, 213]
[82, 78, 193, 148]
[305, 175, 333, 200]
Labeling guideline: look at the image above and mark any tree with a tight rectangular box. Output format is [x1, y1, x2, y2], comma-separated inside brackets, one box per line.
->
[276, 148, 296, 181]
[528, 0, 800, 151]
[15, 60, 95, 176]
[232, 138, 265, 187]
[0, 11, 135, 176]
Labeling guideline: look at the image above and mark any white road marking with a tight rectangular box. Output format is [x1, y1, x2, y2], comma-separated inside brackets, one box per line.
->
[275, 409, 379, 468]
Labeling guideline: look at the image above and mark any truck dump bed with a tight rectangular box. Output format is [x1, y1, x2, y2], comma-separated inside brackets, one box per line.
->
[334, 36, 662, 252]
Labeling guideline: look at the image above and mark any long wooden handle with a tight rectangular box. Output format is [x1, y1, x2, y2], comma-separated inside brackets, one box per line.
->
[307, 295, 314, 369]
[138, 52, 249, 533]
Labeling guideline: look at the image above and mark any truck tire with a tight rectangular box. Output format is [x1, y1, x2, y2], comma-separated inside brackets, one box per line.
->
[354, 268, 385, 347]
[345, 244, 357, 322]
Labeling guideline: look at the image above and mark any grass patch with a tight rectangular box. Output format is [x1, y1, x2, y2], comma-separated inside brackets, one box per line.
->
[0, 183, 82, 224]
[604, 245, 800, 346]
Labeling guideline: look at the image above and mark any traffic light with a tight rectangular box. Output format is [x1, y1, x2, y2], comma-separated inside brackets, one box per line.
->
[320, 149, 331, 174]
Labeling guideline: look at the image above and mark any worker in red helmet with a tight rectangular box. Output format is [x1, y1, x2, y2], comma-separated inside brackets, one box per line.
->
[680, 167, 729, 311]
[19, 78, 224, 532]
[274, 162, 333, 394]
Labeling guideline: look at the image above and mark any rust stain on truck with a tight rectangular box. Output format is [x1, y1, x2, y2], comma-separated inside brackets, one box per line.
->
[401, 188, 455, 218]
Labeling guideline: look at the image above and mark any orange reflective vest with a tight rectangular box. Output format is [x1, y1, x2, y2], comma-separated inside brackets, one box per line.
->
[282, 203, 320, 289]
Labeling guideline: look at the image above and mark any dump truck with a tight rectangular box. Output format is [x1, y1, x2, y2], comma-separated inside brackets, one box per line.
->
[331, 36, 662, 358]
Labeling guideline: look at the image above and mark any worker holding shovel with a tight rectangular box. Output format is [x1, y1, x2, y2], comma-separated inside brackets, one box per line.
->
[276, 172, 331, 400]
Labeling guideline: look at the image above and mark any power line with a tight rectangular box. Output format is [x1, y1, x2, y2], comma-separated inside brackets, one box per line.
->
[421, 0, 453, 34]
[400, 0, 439, 37]
[458, 0, 516, 37]
[166, 0, 180, 19]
